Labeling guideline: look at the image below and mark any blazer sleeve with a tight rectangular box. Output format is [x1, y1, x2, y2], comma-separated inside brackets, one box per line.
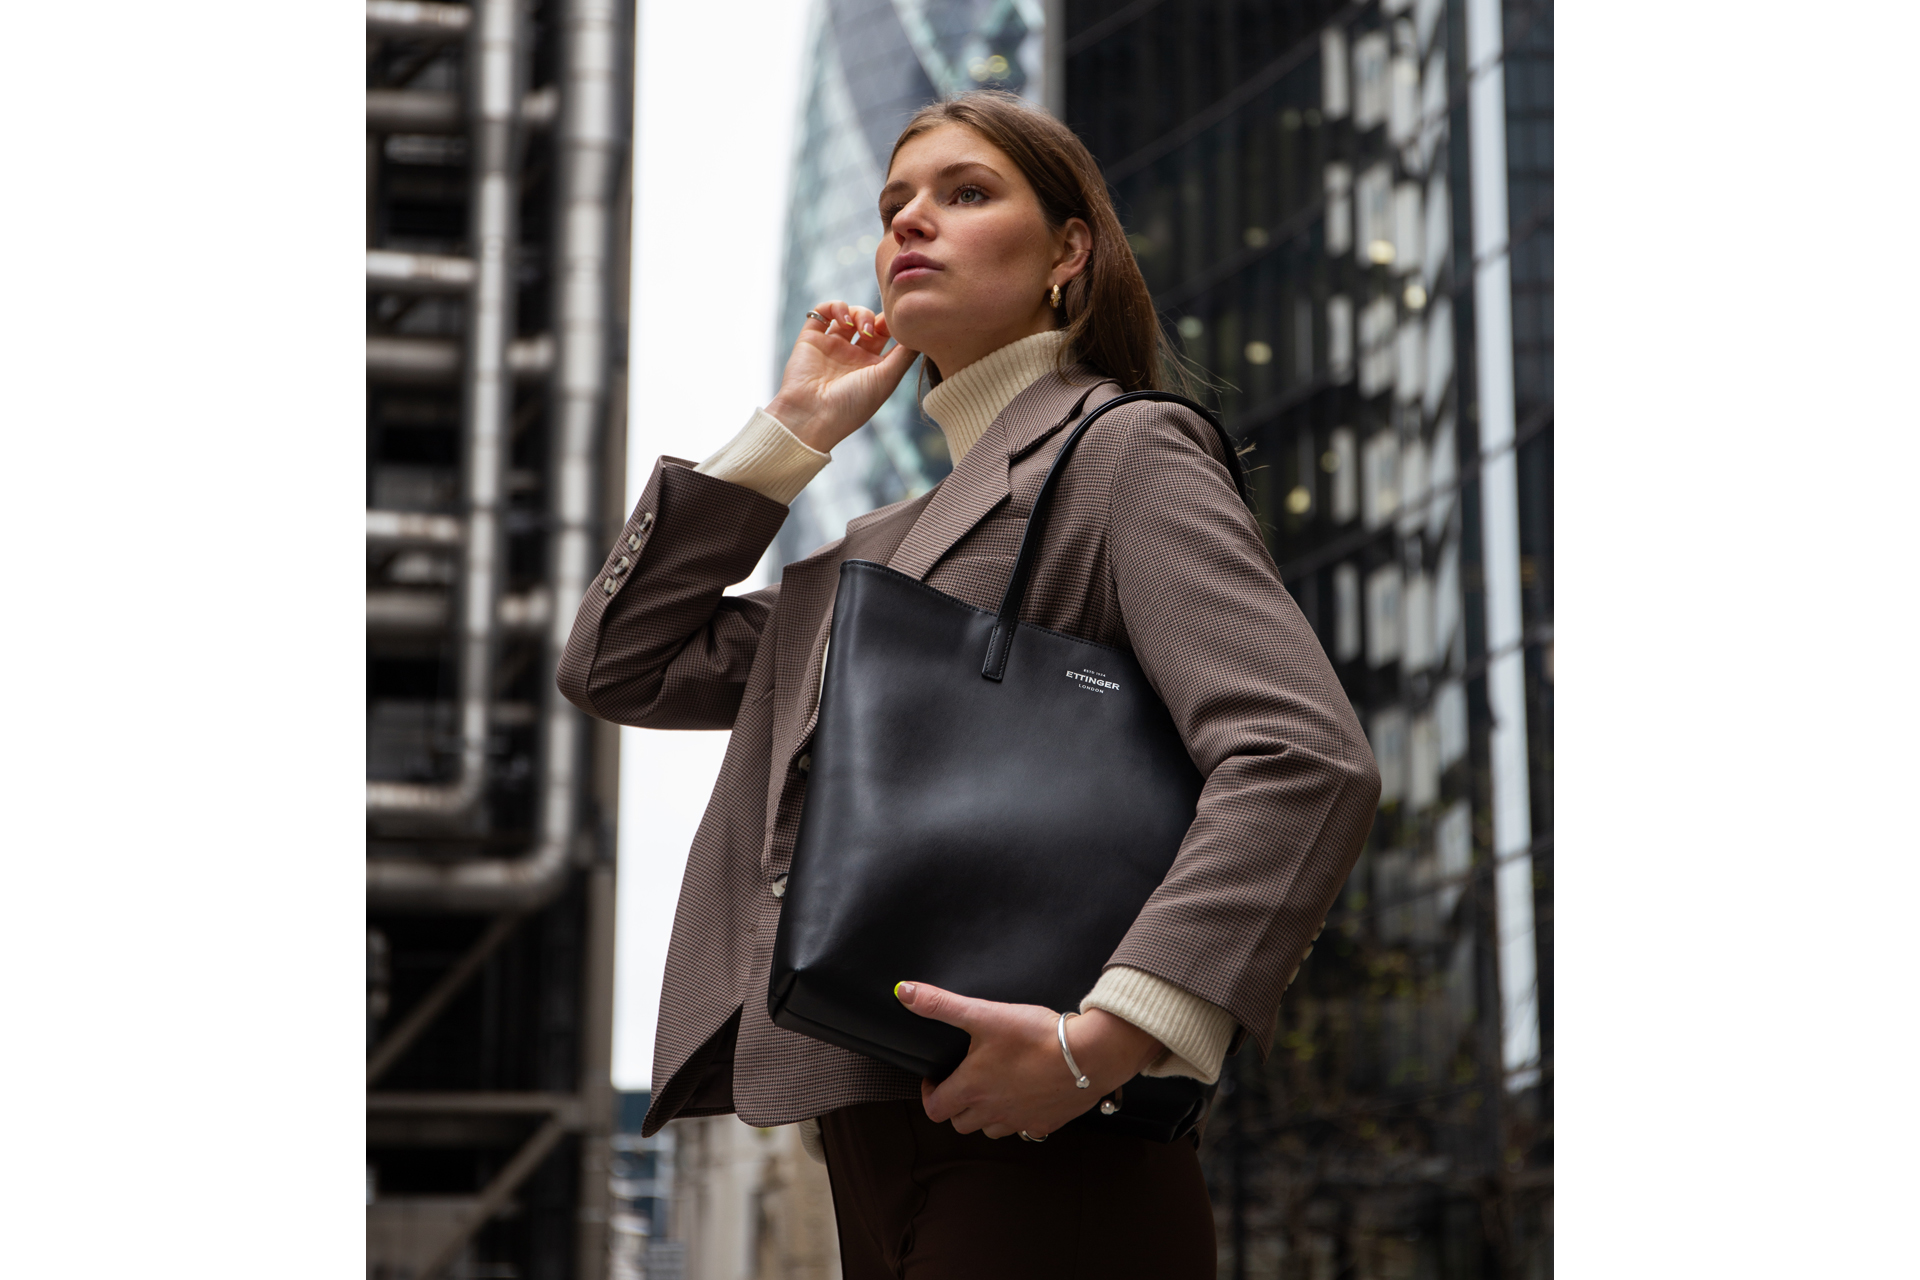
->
[557, 453, 791, 730]
[1100, 402, 1382, 1058]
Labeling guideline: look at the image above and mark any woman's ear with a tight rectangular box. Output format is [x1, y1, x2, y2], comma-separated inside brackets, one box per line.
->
[1056, 216, 1094, 280]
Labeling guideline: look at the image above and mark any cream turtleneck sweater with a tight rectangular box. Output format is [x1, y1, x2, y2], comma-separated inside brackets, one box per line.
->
[692, 329, 1236, 1158]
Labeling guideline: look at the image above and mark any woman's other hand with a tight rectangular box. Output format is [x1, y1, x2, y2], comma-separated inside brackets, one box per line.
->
[895, 980, 1163, 1140]
[766, 302, 919, 454]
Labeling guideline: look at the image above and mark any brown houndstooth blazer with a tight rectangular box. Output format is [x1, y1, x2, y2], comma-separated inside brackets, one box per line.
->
[558, 367, 1380, 1137]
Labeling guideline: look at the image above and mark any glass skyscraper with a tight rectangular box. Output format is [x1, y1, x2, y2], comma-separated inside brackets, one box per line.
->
[771, 0, 1051, 565]
[1064, 1, 1552, 1274]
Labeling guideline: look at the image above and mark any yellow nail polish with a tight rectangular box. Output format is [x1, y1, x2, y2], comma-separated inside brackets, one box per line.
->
[893, 981, 906, 1000]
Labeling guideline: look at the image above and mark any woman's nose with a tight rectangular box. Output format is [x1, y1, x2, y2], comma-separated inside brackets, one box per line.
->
[891, 193, 935, 242]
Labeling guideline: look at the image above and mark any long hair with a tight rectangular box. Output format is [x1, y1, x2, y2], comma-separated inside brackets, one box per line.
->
[887, 91, 1189, 395]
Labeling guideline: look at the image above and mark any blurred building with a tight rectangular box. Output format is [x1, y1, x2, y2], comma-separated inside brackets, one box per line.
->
[770, 0, 1054, 565]
[665, 1117, 840, 1280]
[610, 1092, 679, 1280]
[364, 1, 634, 1276]
[1064, 0, 1552, 1275]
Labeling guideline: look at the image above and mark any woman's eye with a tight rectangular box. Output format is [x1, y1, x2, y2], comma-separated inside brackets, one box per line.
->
[954, 186, 986, 206]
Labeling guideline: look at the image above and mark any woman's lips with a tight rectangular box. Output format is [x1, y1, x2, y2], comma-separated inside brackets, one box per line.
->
[888, 253, 940, 283]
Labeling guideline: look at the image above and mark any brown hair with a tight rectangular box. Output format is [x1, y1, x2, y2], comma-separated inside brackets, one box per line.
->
[888, 91, 1188, 395]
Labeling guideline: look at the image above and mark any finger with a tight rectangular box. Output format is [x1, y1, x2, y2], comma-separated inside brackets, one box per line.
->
[946, 1106, 985, 1135]
[922, 1070, 967, 1123]
[808, 301, 853, 339]
[981, 1123, 1016, 1140]
[893, 981, 985, 1032]
[848, 307, 885, 355]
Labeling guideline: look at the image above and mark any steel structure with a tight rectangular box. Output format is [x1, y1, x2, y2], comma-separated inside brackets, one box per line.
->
[366, 1, 633, 1275]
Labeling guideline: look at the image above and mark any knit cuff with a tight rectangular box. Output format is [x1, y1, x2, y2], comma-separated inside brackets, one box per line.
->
[1080, 966, 1237, 1085]
[693, 408, 830, 505]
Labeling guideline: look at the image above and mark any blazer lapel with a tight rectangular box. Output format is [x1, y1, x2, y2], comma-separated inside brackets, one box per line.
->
[886, 368, 1105, 582]
[768, 486, 938, 795]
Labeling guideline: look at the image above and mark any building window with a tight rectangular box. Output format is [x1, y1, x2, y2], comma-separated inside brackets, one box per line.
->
[1365, 563, 1403, 667]
[1370, 706, 1408, 804]
[1436, 798, 1472, 917]
[1325, 162, 1354, 256]
[1436, 678, 1468, 770]
[1388, 49, 1420, 145]
[1334, 562, 1361, 662]
[1403, 570, 1434, 672]
[1328, 426, 1358, 523]
[1357, 162, 1393, 264]
[1394, 313, 1424, 403]
[1393, 181, 1423, 275]
[1328, 295, 1354, 383]
[1352, 31, 1389, 130]
[1359, 296, 1397, 397]
[1409, 709, 1439, 809]
[1362, 430, 1399, 528]
[1321, 28, 1350, 118]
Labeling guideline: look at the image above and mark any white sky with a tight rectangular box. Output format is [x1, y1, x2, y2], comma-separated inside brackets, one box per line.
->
[613, 0, 813, 1089]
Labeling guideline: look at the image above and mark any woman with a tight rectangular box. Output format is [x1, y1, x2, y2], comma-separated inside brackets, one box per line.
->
[559, 91, 1379, 1277]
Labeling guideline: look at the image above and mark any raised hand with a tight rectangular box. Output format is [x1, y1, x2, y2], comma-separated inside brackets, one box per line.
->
[895, 980, 1164, 1141]
[765, 301, 920, 454]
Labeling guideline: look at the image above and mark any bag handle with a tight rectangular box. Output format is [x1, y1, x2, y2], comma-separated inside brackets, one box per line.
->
[981, 390, 1250, 681]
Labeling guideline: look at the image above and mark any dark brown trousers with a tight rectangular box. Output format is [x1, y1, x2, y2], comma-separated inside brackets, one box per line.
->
[819, 1100, 1216, 1279]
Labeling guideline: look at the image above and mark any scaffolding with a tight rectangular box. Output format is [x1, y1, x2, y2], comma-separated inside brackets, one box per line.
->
[365, 1, 634, 1275]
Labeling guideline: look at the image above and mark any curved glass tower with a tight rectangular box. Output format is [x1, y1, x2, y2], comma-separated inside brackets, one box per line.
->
[772, 0, 1049, 564]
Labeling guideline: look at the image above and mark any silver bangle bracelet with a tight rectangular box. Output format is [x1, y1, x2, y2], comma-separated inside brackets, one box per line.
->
[1057, 1011, 1090, 1089]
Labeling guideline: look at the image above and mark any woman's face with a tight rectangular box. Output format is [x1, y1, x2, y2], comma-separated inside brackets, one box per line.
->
[876, 123, 1088, 375]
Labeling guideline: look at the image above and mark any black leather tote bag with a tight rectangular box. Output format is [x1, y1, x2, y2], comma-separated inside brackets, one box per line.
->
[769, 391, 1251, 1143]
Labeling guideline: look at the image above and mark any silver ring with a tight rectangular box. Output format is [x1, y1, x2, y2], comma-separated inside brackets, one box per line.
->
[805, 310, 824, 322]
[1018, 1129, 1047, 1142]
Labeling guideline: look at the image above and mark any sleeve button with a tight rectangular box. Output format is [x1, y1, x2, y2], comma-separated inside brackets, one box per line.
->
[797, 753, 812, 773]
[611, 555, 631, 574]
[603, 578, 618, 595]
[637, 511, 655, 532]
[771, 875, 788, 899]
[626, 532, 641, 551]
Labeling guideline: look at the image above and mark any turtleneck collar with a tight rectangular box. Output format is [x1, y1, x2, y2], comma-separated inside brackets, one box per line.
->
[921, 328, 1069, 466]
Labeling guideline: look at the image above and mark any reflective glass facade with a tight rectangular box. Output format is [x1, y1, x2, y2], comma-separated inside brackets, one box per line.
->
[1065, 1, 1552, 1274]
[772, 0, 1050, 564]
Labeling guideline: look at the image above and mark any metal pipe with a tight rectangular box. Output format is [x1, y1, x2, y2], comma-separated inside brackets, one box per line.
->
[367, 86, 558, 135]
[367, 1092, 582, 1120]
[367, 88, 461, 133]
[367, 0, 623, 911]
[366, 333, 552, 383]
[366, 0, 470, 39]
[365, 587, 550, 636]
[365, 0, 520, 825]
[366, 508, 464, 544]
[555, 11, 623, 1271]
[575, 859, 617, 1279]
[1466, 0, 1539, 1091]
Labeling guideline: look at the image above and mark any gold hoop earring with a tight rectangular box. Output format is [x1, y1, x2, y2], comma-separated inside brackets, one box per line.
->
[1049, 283, 1062, 309]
